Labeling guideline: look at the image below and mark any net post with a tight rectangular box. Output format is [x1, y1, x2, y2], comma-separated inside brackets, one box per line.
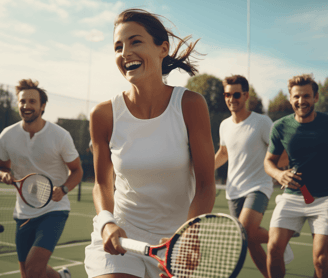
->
[77, 182, 81, 202]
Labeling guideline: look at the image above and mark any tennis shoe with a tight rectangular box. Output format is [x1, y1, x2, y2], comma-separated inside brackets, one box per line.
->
[58, 267, 71, 278]
[284, 243, 294, 264]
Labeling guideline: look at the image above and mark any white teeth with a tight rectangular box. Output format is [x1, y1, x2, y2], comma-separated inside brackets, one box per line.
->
[125, 61, 142, 69]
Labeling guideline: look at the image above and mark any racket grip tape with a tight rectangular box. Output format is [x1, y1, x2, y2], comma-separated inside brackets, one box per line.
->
[119, 238, 149, 255]
[300, 185, 315, 204]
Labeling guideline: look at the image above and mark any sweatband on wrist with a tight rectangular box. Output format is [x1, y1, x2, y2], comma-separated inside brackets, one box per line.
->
[98, 210, 116, 237]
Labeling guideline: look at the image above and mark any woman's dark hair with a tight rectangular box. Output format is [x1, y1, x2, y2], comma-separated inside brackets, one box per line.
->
[114, 9, 201, 76]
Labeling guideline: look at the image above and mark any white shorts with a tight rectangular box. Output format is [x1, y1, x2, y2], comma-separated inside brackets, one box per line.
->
[270, 193, 328, 237]
[84, 215, 169, 278]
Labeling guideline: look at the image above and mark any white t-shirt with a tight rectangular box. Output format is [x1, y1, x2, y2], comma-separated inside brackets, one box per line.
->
[0, 121, 79, 219]
[110, 87, 195, 237]
[220, 112, 273, 200]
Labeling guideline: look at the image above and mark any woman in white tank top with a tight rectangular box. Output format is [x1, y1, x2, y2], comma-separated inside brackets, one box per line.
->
[85, 9, 216, 278]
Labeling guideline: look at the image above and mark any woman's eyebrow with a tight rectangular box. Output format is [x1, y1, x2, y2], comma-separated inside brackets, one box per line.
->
[115, 34, 142, 44]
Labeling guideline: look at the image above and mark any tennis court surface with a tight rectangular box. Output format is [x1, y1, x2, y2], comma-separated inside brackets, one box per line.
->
[0, 182, 315, 277]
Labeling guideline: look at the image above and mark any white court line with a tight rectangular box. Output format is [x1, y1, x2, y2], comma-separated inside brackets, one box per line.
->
[300, 232, 312, 236]
[0, 262, 83, 276]
[69, 212, 94, 218]
[0, 241, 90, 258]
[216, 184, 225, 190]
[0, 242, 90, 276]
[0, 241, 15, 247]
[290, 241, 313, 247]
[52, 255, 82, 264]
[54, 241, 90, 249]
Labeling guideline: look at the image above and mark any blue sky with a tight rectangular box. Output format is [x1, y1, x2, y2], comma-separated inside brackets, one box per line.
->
[0, 0, 327, 122]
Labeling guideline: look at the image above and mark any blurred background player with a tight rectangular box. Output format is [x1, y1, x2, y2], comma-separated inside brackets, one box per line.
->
[0, 79, 83, 278]
[264, 74, 328, 278]
[215, 75, 293, 278]
[84, 8, 216, 278]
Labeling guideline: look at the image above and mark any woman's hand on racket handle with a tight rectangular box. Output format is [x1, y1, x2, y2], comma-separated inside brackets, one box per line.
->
[51, 186, 65, 202]
[158, 238, 170, 278]
[0, 172, 14, 185]
[102, 223, 127, 255]
[278, 168, 302, 190]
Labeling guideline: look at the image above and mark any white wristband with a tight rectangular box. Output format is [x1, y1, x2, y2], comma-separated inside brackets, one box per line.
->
[98, 210, 116, 237]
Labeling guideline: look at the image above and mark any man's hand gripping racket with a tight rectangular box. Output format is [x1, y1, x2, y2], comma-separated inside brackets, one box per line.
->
[119, 213, 248, 278]
[12, 173, 53, 208]
[281, 166, 314, 204]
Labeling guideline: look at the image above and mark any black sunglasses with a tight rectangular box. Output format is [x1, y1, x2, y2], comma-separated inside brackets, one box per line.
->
[223, 92, 244, 99]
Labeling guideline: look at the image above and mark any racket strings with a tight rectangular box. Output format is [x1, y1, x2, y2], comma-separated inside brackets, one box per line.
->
[170, 216, 242, 278]
[21, 175, 52, 207]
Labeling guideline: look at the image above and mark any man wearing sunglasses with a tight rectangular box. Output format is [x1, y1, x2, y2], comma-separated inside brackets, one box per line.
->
[215, 75, 293, 278]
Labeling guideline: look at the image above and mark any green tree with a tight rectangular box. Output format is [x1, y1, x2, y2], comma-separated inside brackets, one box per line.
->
[77, 113, 88, 120]
[0, 85, 20, 133]
[186, 73, 229, 114]
[247, 85, 264, 114]
[185, 74, 230, 181]
[316, 77, 328, 113]
[268, 90, 294, 121]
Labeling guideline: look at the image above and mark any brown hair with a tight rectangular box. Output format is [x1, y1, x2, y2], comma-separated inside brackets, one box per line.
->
[222, 75, 249, 92]
[288, 74, 318, 96]
[16, 79, 48, 114]
[114, 9, 201, 76]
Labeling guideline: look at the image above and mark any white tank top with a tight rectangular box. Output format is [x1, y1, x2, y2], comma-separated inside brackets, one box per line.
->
[110, 87, 195, 236]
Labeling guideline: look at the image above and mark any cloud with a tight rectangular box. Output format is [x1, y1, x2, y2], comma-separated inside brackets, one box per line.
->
[80, 2, 124, 25]
[289, 9, 328, 32]
[13, 22, 36, 34]
[72, 29, 105, 42]
[80, 10, 117, 25]
[74, 0, 102, 10]
[53, 0, 72, 7]
[0, 21, 35, 35]
[22, 0, 69, 19]
[0, 31, 31, 44]
[0, 0, 10, 17]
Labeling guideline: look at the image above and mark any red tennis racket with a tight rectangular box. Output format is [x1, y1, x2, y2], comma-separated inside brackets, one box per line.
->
[12, 173, 53, 208]
[291, 166, 314, 204]
[119, 213, 248, 278]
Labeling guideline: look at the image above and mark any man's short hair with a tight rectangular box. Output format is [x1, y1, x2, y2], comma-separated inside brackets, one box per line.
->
[222, 75, 249, 92]
[16, 79, 48, 106]
[288, 74, 318, 96]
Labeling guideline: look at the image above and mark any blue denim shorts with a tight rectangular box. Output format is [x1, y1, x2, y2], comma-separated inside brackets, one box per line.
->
[228, 191, 269, 219]
[15, 210, 69, 262]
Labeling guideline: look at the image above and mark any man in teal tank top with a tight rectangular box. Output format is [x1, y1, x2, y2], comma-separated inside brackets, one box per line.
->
[264, 74, 328, 278]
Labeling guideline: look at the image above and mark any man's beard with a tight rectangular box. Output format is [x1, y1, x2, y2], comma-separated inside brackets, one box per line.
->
[21, 110, 42, 123]
[294, 104, 315, 119]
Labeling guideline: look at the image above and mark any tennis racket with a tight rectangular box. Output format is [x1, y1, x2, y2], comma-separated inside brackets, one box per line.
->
[12, 173, 53, 208]
[291, 166, 314, 204]
[119, 213, 248, 278]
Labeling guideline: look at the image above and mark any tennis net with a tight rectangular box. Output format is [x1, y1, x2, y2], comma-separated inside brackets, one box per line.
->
[0, 184, 16, 254]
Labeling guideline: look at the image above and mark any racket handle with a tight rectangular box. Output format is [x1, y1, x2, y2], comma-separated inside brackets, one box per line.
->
[300, 185, 314, 204]
[119, 238, 149, 255]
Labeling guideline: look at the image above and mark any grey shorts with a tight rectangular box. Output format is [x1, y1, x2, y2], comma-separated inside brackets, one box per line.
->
[228, 191, 269, 219]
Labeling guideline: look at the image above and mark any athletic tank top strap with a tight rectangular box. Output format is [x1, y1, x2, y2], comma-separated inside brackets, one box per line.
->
[111, 92, 127, 124]
[169, 86, 187, 114]
[111, 86, 187, 123]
